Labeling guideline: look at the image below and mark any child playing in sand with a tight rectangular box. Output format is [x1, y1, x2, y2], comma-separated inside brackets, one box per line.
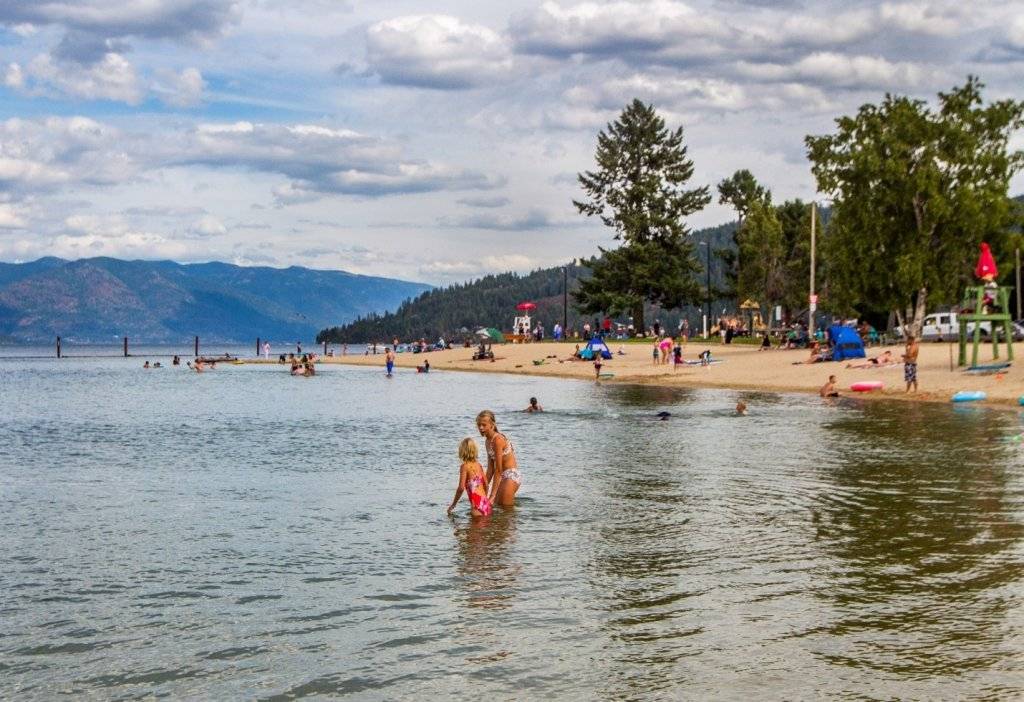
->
[447, 438, 492, 517]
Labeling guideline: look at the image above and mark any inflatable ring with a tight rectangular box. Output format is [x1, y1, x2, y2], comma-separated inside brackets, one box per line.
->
[952, 391, 987, 403]
[850, 381, 883, 392]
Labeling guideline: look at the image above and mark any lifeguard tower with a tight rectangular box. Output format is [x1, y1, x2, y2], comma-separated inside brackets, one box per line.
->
[511, 301, 536, 343]
[957, 243, 1015, 367]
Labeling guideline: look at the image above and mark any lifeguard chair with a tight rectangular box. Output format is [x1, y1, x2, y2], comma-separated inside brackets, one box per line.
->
[957, 242, 1015, 367]
[511, 301, 536, 343]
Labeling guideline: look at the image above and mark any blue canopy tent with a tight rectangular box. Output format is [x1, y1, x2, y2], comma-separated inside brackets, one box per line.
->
[828, 324, 865, 361]
[580, 336, 612, 360]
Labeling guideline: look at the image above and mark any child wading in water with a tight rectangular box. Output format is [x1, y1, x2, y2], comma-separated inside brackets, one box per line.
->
[447, 438, 492, 516]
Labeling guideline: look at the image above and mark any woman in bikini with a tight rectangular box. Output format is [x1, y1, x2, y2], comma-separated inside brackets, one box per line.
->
[476, 410, 521, 507]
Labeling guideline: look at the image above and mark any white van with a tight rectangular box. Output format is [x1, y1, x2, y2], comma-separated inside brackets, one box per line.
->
[896, 312, 990, 340]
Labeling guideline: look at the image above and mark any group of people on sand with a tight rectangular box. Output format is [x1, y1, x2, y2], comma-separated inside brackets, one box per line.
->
[448, 410, 522, 517]
[819, 335, 921, 397]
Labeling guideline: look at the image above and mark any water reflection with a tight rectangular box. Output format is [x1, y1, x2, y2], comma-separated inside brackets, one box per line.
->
[811, 402, 1024, 680]
[450, 508, 520, 611]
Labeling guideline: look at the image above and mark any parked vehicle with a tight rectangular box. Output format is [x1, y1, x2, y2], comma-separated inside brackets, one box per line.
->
[894, 312, 992, 340]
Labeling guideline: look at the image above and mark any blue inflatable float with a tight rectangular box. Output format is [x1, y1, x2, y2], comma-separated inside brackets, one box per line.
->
[952, 391, 987, 403]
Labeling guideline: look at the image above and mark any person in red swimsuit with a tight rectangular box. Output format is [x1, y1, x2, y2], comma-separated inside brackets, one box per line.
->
[447, 437, 492, 517]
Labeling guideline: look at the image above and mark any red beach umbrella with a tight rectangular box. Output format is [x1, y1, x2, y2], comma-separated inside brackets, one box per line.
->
[516, 302, 537, 311]
[975, 242, 998, 281]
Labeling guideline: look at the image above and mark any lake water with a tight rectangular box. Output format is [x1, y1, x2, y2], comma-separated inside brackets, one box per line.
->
[2, 352, 1024, 699]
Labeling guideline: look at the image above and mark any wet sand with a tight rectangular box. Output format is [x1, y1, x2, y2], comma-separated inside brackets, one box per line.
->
[293, 340, 1023, 408]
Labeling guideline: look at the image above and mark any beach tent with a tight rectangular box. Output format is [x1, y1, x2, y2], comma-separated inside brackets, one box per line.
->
[828, 324, 865, 361]
[584, 336, 612, 359]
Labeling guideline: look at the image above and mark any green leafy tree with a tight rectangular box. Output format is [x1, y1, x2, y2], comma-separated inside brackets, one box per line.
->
[574, 99, 710, 332]
[716, 169, 770, 298]
[776, 199, 817, 320]
[806, 77, 1024, 335]
[736, 200, 785, 319]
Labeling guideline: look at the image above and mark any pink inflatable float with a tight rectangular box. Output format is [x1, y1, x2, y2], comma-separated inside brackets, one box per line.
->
[850, 381, 883, 392]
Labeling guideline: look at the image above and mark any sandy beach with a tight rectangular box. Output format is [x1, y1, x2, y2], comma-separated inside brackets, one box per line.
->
[292, 339, 1024, 409]
[297, 339, 1024, 409]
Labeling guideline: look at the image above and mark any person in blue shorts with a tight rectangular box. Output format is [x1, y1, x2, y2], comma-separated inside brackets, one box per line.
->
[385, 347, 395, 377]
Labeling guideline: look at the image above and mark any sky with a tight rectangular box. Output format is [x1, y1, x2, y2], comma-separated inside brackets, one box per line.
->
[2, 0, 1023, 285]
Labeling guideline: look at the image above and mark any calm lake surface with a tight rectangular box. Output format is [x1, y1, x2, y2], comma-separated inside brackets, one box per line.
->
[3, 350, 1024, 699]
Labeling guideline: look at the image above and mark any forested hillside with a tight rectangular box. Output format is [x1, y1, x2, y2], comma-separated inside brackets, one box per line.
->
[318, 221, 739, 343]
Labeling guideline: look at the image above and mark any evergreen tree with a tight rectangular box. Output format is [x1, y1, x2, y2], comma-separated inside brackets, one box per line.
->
[574, 99, 710, 332]
[806, 77, 1024, 334]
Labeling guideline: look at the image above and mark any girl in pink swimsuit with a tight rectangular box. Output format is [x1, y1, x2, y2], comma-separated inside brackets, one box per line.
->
[447, 438, 492, 517]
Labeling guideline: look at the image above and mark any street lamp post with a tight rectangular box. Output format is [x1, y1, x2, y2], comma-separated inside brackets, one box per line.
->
[562, 264, 568, 336]
[699, 240, 712, 337]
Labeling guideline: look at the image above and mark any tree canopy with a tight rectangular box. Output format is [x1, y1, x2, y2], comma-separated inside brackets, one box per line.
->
[806, 77, 1024, 333]
[573, 99, 710, 331]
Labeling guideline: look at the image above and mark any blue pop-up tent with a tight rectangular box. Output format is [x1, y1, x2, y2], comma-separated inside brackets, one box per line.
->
[828, 324, 865, 361]
[580, 336, 612, 360]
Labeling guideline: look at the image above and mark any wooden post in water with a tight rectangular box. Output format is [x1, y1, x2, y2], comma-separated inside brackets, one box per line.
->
[194, 336, 199, 358]
[256, 337, 261, 357]
[56, 336, 61, 358]
[123, 336, 128, 357]
[323, 340, 327, 355]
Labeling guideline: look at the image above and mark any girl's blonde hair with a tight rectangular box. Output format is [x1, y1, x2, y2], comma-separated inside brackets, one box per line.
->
[458, 437, 478, 462]
[475, 409, 496, 427]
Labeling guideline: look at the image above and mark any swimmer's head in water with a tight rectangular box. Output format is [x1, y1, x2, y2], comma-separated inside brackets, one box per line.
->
[736, 402, 747, 414]
[529, 397, 538, 406]
[458, 437, 478, 462]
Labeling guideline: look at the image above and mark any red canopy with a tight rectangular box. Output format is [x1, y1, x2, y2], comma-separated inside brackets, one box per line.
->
[516, 302, 537, 311]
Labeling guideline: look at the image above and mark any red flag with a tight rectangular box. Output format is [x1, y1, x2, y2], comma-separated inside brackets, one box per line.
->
[975, 242, 997, 280]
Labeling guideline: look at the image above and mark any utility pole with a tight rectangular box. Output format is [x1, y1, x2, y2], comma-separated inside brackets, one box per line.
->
[809, 202, 817, 341]
[1017, 247, 1021, 320]
[705, 238, 712, 338]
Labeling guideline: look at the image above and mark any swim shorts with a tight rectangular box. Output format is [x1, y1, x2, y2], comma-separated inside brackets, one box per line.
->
[904, 362, 917, 383]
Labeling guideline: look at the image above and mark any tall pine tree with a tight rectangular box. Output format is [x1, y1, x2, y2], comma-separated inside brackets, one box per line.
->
[573, 99, 710, 333]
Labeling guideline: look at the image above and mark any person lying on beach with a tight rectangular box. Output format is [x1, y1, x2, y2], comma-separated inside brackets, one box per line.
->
[820, 375, 839, 397]
[801, 342, 831, 364]
[845, 350, 894, 369]
[525, 397, 543, 412]
[447, 438, 492, 517]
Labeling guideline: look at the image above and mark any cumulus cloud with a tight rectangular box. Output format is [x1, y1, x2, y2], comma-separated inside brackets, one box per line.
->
[178, 121, 502, 199]
[418, 253, 538, 279]
[13, 51, 143, 103]
[457, 195, 511, 208]
[0, 116, 137, 194]
[0, 0, 240, 44]
[438, 208, 552, 231]
[0, 203, 27, 229]
[365, 14, 513, 89]
[186, 214, 226, 238]
[510, 0, 727, 59]
[153, 67, 205, 107]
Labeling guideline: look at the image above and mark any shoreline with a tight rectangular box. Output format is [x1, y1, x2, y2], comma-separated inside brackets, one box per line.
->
[289, 340, 1024, 410]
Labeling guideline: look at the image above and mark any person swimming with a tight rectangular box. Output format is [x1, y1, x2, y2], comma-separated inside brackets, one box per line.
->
[735, 401, 747, 415]
[447, 437, 492, 517]
[525, 397, 543, 412]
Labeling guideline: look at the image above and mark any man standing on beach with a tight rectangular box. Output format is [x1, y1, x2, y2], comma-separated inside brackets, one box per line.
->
[385, 347, 395, 377]
[262, 341, 270, 359]
[903, 335, 919, 392]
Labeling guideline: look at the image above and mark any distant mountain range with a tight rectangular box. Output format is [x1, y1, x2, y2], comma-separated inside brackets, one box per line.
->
[0, 257, 431, 343]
